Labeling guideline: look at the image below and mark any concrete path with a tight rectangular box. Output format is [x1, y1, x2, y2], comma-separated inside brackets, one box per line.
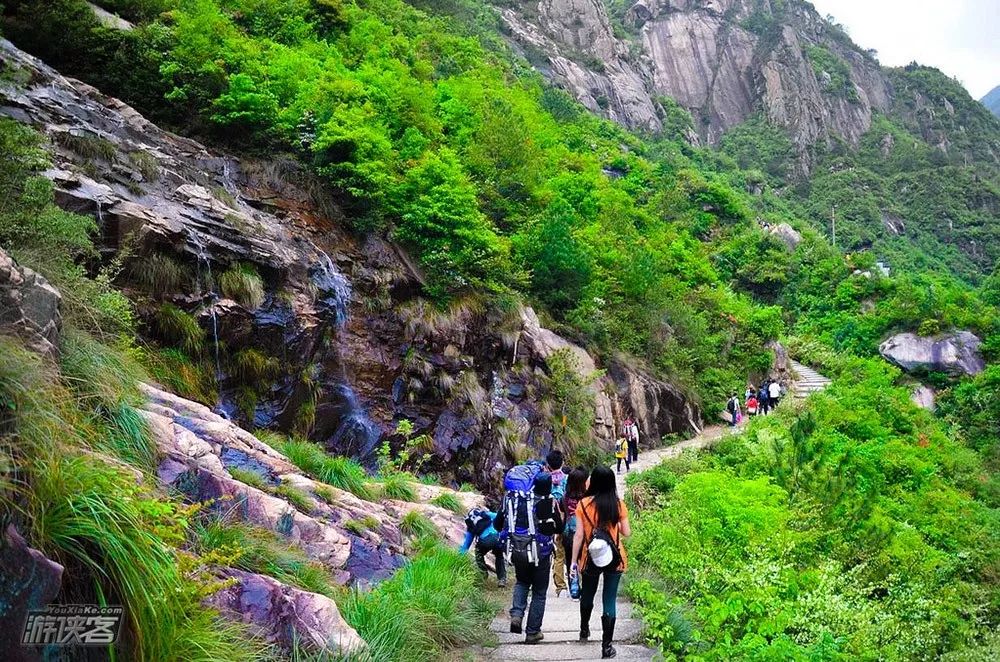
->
[485, 425, 730, 661]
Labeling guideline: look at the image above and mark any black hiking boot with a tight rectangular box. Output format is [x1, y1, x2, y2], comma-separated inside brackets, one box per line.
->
[601, 615, 617, 658]
[510, 615, 522, 634]
[524, 632, 544, 644]
[580, 603, 593, 641]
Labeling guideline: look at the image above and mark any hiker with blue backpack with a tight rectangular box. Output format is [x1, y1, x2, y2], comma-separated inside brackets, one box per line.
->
[459, 506, 506, 588]
[493, 464, 564, 644]
[571, 465, 631, 659]
[544, 450, 569, 597]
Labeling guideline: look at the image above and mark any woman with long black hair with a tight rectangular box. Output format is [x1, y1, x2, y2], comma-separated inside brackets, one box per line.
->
[570, 465, 631, 658]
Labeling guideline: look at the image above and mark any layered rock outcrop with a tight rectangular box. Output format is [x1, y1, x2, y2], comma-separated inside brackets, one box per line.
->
[0, 248, 61, 359]
[879, 331, 985, 377]
[497, 0, 892, 161]
[206, 569, 366, 654]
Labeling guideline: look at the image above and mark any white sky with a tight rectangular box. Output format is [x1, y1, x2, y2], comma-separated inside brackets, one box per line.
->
[808, 0, 1000, 99]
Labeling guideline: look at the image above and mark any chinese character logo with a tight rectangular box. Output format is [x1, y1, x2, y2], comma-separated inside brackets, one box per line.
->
[21, 605, 123, 646]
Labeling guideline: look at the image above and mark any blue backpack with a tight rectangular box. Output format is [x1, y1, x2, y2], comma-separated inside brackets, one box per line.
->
[501, 463, 553, 565]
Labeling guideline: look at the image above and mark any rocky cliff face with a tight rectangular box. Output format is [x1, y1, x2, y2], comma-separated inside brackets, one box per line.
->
[0, 38, 700, 490]
[499, 0, 891, 159]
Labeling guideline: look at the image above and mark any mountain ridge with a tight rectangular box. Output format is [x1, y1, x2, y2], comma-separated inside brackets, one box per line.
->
[983, 84, 1000, 117]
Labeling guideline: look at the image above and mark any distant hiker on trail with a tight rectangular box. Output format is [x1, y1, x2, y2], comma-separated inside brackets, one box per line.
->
[460, 506, 506, 587]
[726, 392, 741, 427]
[769, 379, 782, 410]
[746, 392, 759, 417]
[561, 467, 589, 600]
[571, 465, 631, 659]
[623, 418, 639, 464]
[494, 467, 564, 644]
[614, 437, 630, 473]
[759, 379, 771, 415]
[545, 450, 569, 597]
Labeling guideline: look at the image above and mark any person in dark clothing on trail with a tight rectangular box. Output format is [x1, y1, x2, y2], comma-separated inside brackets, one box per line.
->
[494, 470, 564, 644]
[758, 379, 771, 415]
[561, 467, 589, 598]
[459, 507, 506, 587]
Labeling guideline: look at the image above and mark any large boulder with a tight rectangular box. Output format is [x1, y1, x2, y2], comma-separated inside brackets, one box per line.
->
[0, 248, 61, 359]
[0, 524, 65, 661]
[769, 223, 802, 251]
[879, 331, 985, 376]
[609, 361, 701, 443]
[205, 569, 365, 654]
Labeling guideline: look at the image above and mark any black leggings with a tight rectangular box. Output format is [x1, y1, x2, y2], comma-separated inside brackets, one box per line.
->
[616, 456, 630, 472]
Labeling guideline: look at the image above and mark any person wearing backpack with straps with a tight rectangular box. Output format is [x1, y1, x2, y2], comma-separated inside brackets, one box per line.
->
[570, 465, 631, 658]
[459, 506, 506, 588]
[494, 467, 564, 644]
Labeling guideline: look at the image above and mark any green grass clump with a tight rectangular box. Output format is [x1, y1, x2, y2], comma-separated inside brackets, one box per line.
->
[154, 303, 205, 354]
[55, 130, 117, 161]
[343, 519, 368, 536]
[195, 520, 337, 598]
[341, 544, 499, 662]
[313, 484, 338, 505]
[143, 347, 218, 405]
[430, 492, 463, 514]
[275, 482, 314, 512]
[400, 511, 439, 540]
[228, 466, 269, 490]
[277, 436, 373, 500]
[381, 472, 418, 502]
[219, 262, 265, 309]
[128, 253, 187, 298]
[229, 348, 280, 383]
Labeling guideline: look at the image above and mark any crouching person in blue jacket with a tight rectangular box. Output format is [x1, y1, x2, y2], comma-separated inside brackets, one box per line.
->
[460, 507, 507, 587]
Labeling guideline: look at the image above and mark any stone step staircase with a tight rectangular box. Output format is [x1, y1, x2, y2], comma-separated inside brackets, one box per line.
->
[790, 360, 831, 399]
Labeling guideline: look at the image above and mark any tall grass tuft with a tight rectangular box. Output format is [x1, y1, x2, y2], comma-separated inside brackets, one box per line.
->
[128, 253, 187, 298]
[219, 262, 265, 309]
[154, 303, 205, 354]
[430, 492, 463, 514]
[144, 347, 218, 404]
[274, 435, 372, 500]
[1, 338, 270, 660]
[58, 330, 157, 470]
[400, 511, 439, 540]
[341, 544, 499, 662]
[228, 466, 270, 490]
[382, 472, 417, 502]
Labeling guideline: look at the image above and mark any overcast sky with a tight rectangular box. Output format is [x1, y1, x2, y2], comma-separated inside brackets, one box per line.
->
[808, 0, 1000, 99]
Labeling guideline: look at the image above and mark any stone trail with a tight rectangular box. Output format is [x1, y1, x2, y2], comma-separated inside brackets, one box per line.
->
[485, 425, 730, 662]
[790, 360, 832, 400]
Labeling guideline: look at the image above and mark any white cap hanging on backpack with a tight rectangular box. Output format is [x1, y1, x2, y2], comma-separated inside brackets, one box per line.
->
[588, 536, 614, 568]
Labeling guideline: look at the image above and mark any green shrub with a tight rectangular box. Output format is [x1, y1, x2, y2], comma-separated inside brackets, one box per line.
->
[229, 348, 280, 383]
[219, 262, 265, 309]
[144, 347, 218, 404]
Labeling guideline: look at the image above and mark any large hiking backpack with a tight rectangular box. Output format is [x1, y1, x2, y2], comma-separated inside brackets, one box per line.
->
[501, 464, 553, 566]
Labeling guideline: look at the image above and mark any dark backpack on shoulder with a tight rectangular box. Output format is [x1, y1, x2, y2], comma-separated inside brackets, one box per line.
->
[581, 504, 622, 572]
[464, 508, 492, 538]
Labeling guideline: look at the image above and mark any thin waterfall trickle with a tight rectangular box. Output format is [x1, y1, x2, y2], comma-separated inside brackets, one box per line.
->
[189, 231, 223, 381]
[311, 249, 382, 458]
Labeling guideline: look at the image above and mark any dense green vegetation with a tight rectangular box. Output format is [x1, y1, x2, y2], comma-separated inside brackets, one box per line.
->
[627, 354, 999, 660]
